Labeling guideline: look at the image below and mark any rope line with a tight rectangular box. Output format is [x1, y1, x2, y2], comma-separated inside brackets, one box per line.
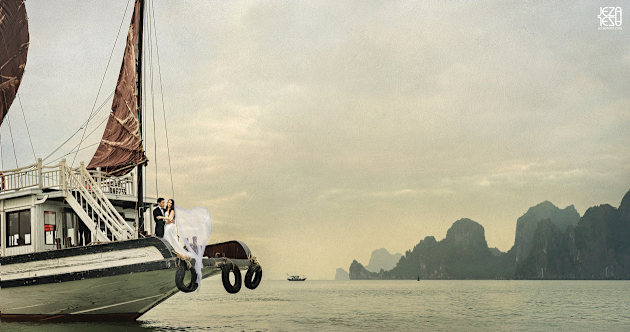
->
[45, 106, 111, 166]
[17, 93, 36, 163]
[151, 0, 175, 200]
[71, 0, 132, 168]
[47, 141, 100, 166]
[147, 0, 159, 199]
[176, 253, 192, 269]
[42, 91, 114, 163]
[5, 115, 18, 168]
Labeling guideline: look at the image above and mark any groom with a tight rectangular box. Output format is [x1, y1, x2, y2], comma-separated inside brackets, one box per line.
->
[153, 198, 166, 238]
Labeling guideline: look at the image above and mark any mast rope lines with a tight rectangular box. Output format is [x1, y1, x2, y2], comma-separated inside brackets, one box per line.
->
[144, 0, 175, 200]
[59, 0, 176, 201]
[43, 92, 114, 165]
[70, 0, 133, 169]
[17, 93, 36, 163]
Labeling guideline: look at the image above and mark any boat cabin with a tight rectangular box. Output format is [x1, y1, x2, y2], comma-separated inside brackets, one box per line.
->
[0, 158, 155, 257]
[1, 0, 160, 260]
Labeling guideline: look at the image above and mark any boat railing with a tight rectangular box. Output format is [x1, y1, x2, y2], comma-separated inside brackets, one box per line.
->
[0, 158, 134, 197]
[0, 158, 136, 241]
[62, 163, 135, 241]
[88, 169, 134, 196]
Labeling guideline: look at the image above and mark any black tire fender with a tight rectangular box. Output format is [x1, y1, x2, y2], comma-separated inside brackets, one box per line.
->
[222, 262, 242, 294]
[175, 263, 198, 293]
[244, 264, 262, 290]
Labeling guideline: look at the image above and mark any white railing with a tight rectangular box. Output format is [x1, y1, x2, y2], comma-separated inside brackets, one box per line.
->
[0, 158, 137, 242]
[89, 169, 134, 196]
[62, 163, 135, 241]
[0, 158, 134, 197]
[0, 162, 41, 191]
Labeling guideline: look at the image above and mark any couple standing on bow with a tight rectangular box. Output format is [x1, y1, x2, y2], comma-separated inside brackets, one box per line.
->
[153, 198, 179, 248]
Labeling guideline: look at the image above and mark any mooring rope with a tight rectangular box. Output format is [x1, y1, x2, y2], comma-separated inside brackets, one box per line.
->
[176, 251, 192, 269]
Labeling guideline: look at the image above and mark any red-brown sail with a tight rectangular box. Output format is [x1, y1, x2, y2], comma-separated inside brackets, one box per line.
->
[0, 0, 29, 126]
[88, 0, 146, 176]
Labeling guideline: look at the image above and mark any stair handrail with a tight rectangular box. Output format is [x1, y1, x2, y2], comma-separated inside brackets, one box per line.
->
[79, 165, 135, 238]
[65, 167, 128, 241]
[63, 167, 124, 240]
[63, 164, 134, 241]
[63, 194, 110, 243]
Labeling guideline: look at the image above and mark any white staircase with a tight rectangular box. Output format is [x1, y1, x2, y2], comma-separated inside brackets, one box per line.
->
[62, 163, 136, 242]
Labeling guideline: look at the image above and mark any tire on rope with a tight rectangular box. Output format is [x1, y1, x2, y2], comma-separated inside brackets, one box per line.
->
[175, 263, 198, 293]
[244, 264, 262, 290]
[221, 262, 242, 294]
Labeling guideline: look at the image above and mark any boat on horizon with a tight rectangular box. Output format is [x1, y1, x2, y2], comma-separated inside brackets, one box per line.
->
[0, 0, 262, 322]
[287, 275, 307, 281]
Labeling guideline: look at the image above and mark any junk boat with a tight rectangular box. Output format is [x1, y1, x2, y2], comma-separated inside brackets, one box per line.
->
[0, 0, 262, 321]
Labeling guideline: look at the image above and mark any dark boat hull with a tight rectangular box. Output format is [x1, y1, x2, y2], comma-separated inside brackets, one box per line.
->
[0, 237, 252, 321]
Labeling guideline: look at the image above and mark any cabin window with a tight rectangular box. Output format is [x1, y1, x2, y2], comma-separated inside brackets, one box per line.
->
[44, 211, 57, 245]
[64, 211, 77, 246]
[6, 209, 31, 247]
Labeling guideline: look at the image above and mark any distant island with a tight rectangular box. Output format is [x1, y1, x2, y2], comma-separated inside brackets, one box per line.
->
[337, 248, 402, 280]
[348, 189, 630, 280]
[335, 268, 349, 280]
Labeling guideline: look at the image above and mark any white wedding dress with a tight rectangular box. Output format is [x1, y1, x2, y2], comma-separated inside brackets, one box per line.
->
[163, 219, 191, 258]
[174, 206, 213, 289]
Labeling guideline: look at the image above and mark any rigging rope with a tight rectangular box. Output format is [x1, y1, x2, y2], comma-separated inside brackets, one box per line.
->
[71, 0, 132, 168]
[5, 115, 18, 168]
[42, 91, 114, 163]
[17, 94, 36, 163]
[50, 142, 100, 165]
[147, 0, 159, 199]
[66, 115, 111, 159]
[134, 0, 150, 235]
[151, 0, 176, 200]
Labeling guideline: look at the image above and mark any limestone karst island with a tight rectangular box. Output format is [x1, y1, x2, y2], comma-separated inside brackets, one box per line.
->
[343, 189, 630, 280]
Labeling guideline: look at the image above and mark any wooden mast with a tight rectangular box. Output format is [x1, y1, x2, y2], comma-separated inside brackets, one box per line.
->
[136, 0, 145, 237]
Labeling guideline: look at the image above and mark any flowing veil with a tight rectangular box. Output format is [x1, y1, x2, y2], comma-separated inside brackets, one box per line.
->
[174, 206, 212, 290]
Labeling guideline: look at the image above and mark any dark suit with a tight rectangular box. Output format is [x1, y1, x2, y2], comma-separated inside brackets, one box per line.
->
[153, 206, 165, 237]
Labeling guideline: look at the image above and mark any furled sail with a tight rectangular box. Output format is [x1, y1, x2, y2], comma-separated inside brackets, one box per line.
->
[0, 0, 29, 126]
[88, 0, 146, 176]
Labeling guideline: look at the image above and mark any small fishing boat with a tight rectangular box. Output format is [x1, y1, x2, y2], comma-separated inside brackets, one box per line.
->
[287, 275, 307, 281]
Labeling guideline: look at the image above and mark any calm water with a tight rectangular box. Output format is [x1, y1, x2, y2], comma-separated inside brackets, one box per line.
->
[3, 279, 630, 331]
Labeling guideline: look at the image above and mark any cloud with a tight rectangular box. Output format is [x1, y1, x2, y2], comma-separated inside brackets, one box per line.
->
[12, 1, 630, 279]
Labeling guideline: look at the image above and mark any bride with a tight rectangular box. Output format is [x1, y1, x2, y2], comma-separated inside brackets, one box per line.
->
[160, 199, 191, 257]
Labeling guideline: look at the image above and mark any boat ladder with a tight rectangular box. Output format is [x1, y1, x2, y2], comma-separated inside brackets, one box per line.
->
[62, 163, 136, 242]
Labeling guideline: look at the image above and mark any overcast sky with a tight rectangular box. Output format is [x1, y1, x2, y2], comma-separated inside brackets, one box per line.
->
[7, 1, 629, 279]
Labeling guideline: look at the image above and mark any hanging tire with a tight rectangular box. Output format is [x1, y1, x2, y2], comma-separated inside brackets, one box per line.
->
[221, 262, 242, 294]
[175, 263, 198, 293]
[244, 264, 262, 290]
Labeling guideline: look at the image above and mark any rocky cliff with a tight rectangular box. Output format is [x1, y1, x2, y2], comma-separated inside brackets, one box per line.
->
[364, 248, 403, 273]
[349, 260, 380, 279]
[348, 189, 630, 280]
[515, 190, 630, 279]
[350, 218, 513, 279]
[513, 201, 580, 263]
[335, 268, 350, 280]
